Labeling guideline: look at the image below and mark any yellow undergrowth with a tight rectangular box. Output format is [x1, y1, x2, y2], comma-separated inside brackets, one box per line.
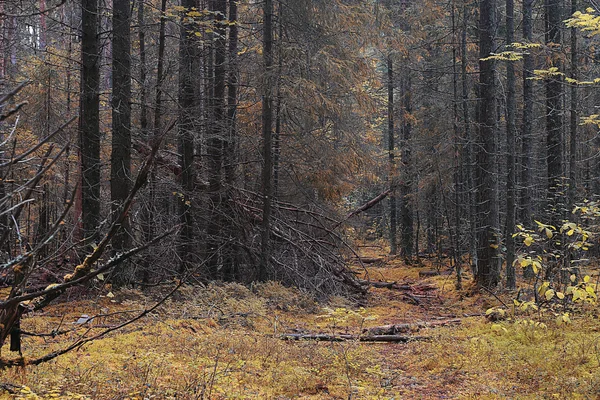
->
[1, 252, 600, 399]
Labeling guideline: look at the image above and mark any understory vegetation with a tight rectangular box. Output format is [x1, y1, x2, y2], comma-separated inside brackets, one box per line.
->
[2, 252, 600, 399]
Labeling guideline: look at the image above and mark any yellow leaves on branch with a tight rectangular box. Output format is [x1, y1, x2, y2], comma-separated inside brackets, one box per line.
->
[566, 9, 600, 36]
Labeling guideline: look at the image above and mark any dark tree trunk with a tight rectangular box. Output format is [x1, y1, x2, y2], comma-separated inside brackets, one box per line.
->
[568, 0, 578, 207]
[110, 0, 132, 283]
[388, 56, 397, 256]
[476, 0, 499, 288]
[505, 0, 517, 289]
[545, 0, 563, 225]
[222, 0, 239, 281]
[461, 0, 477, 274]
[138, 0, 148, 138]
[520, 0, 534, 225]
[154, 0, 167, 134]
[80, 0, 101, 244]
[260, 0, 274, 281]
[178, 0, 196, 274]
[399, 73, 413, 259]
[206, 0, 228, 279]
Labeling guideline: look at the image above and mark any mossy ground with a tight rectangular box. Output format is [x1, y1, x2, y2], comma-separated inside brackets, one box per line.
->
[2, 248, 600, 399]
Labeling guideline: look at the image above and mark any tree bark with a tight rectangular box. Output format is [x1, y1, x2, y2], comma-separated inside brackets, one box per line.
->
[80, 0, 101, 244]
[206, 0, 228, 279]
[388, 56, 397, 256]
[568, 0, 578, 208]
[178, 0, 196, 274]
[110, 0, 132, 283]
[520, 0, 534, 225]
[400, 73, 413, 259]
[476, 0, 500, 288]
[545, 0, 563, 226]
[505, 0, 517, 289]
[260, 0, 274, 281]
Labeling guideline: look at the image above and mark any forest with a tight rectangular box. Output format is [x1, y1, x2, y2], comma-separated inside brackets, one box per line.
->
[2, 0, 600, 398]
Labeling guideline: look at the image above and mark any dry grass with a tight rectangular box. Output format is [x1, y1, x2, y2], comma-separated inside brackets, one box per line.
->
[2, 251, 600, 399]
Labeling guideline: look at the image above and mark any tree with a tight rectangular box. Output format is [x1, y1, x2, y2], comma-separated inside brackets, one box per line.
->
[545, 0, 563, 227]
[387, 56, 398, 256]
[178, 0, 197, 274]
[475, 0, 500, 288]
[260, 0, 274, 281]
[505, 0, 517, 289]
[80, 0, 101, 244]
[520, 0, 534, 225]
[110, 0, 132, 282]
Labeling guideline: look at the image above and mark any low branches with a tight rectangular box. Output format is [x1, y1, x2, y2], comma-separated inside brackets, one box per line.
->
[229, 188, 366, 297]
[0, 93, 176, 367]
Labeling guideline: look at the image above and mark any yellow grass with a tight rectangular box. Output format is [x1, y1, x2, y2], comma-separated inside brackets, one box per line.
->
[2, 251, 600, 399]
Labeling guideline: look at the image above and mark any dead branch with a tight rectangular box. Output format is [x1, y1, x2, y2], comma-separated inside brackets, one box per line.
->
[345, 189, 391, 219]
[0, 116, 76, 169]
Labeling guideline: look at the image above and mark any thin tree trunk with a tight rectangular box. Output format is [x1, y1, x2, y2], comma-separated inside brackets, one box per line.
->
[520, 0, 534, 226]
[568, 0, 578, 208]
[505, 0, 517, 289]
[260, 0, 274, 281]
[222, 0, 239, 282]
[178, 0, 196, 274]
[545, 0, 563, 227]
[206, 0, 228, 279]
[452, 2, 462, 289]
[388, 56, 397, 256]
[462, 0, 477, 275]
[400, 73, 413, 259]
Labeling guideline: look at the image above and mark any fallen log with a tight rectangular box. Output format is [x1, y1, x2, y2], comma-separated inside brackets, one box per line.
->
[418, 270, 440, 277]
[352, 257, 384, 264]
[364, 318, 462, 336]
[280, 333, 428, 343]
[358, 280, 436, 292]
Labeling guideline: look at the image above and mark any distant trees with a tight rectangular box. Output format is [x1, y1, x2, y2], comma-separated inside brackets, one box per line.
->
[2, 0, 600, 300]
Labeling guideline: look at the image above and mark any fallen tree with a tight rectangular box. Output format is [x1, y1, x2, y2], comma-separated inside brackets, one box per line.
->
[280, 333, 429, 343]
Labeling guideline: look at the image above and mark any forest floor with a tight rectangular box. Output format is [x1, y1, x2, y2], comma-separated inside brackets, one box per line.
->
[1, 245, 600, 399]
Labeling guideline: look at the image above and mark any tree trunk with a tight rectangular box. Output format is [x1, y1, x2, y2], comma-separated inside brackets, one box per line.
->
[461, 0, 477, 275]
[568, 0, 578, 208]
[260, 0, 274, 281]
[178, 0, 196, 274]
[520, 0, 534, 226]
[388, 56, 397, 256]
[545, 0, 563, 226]
[80, 0, 101, 244]
[223, 0, 239, 281]
[206, 0, 228, 279]
[505, 0, 517, 289]
[110, 0, 132, 283]
[476, 0, 499, 288]
[400, 73, 413, 259]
